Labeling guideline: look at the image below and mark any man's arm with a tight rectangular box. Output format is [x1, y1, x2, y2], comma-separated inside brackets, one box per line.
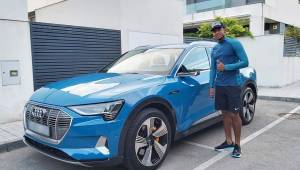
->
[224, 40, 249, 70]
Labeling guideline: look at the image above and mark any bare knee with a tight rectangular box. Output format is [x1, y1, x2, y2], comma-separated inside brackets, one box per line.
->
[232, 113, 241, 120]
[222, 111, 234, 118]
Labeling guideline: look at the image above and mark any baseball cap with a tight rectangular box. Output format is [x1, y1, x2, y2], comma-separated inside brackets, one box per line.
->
[211, 22, 225, 31]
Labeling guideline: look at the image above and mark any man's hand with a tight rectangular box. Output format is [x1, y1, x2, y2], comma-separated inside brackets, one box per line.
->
[209, 88, 215, 98]
[217, 60, 225, 72]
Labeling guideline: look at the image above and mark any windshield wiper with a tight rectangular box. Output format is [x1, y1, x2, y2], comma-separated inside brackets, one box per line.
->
[123, 72, 139, 74]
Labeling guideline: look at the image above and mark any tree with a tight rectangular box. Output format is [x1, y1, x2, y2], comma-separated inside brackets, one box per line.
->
[285, 25, 300, 41]
[183, 32, 199, 37]
[197, 17, 253, 38]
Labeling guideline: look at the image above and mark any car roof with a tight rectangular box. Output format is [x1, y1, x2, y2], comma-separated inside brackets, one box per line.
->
[189, 41, 217, 48]
[133, 41, 217, 50]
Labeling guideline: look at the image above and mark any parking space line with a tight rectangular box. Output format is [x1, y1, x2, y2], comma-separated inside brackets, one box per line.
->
[184, 141, 215, 150]
[193, 105, 300, 170]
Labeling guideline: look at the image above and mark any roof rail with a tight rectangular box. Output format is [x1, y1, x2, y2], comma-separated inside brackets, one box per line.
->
[190, 41, 217, 47]
[133, 45, 152, 50]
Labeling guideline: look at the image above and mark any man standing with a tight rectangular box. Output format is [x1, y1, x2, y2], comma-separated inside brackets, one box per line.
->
[209, 22, 249, 158]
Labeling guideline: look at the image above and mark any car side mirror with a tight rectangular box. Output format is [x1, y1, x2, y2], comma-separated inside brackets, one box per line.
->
[177, 70, 200, 77]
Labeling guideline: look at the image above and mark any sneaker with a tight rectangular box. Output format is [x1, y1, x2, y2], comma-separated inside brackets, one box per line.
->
[214, 141, 235, 151]
[232, 144, 242, 158]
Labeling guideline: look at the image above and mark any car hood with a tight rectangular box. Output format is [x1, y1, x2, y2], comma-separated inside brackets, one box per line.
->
[30, 73, 166, 106]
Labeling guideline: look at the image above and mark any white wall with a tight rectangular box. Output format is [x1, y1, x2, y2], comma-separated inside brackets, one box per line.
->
[120, 0, 184, 52]
[34, 0, 184, 53]
[0, 0, 33, 124]
[282, 52, 300, 86]
[238, 34, 300, 87]
[35, 0, 121, 30]
[0, 0, 28, 21]
[128, 31, 181, 50]
[27, 0, 65, 12]
[183, 3, 265, 36]
[264, 0, 300, 28]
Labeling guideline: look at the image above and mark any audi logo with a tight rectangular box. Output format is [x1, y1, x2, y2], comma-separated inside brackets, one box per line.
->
[31, 106, 47, 119]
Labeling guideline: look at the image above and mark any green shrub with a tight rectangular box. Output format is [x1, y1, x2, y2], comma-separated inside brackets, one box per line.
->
[197, 17, 253, 38]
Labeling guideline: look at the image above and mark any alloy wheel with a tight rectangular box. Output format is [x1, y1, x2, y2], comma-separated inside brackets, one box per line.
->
[135, 117, 168, 166]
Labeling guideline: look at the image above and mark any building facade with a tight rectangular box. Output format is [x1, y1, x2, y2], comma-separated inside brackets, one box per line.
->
[0, 0, 33, 124]
[184, 0, 300, 36]
[183, 0, 300, 87]
[0, 0, 184, 124]
[28, 0, 184, 53]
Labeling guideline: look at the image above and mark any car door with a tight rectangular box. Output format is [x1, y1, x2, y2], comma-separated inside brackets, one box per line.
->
[175, 47, 215, 130]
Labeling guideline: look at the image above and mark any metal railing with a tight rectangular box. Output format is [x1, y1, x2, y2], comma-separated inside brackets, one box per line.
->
[186, 0, 264, 14]
[284, 37, 300, 57]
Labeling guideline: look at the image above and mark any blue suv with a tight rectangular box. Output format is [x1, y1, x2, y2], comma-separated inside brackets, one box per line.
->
[23, 41, 257, 170]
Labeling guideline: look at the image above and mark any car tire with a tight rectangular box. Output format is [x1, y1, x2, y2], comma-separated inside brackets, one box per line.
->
[123, 108, 172, 170]
[240, 87, 256, 125]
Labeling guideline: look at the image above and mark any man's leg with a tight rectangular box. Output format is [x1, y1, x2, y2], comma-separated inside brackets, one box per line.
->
[214, 86, 235, 151]
[222, 110, 233, 144]
[214, 111, 235, 151]
[227, 86, 243, 158]
[232, 112, 242, 146]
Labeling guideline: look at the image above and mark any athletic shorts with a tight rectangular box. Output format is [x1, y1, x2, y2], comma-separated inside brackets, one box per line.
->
[215, 86, 242, 114]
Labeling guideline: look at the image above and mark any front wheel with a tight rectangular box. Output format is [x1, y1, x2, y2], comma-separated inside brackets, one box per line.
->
[240, 87, 256, 125]
[124, 108, 172, 170]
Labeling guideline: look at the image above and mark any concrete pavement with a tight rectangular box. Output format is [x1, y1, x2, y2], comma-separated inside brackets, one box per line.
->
[258, 81, 300, 102]
[0, 121, 24, 153]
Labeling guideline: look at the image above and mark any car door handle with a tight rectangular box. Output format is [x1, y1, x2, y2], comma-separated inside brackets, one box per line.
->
[168, 90, 180, 95]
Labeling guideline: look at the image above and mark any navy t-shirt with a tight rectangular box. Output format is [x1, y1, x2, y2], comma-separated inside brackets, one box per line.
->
[209, 37, 249, 87]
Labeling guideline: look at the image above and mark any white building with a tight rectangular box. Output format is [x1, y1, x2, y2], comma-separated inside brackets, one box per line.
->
[27, 0, 65, 12]
[0, 0, 184, 124]
[0, 0, 33, 124]
[184, 0, 300, 36]
[183, 0, 300, 87]
[27, 0, 184, 53]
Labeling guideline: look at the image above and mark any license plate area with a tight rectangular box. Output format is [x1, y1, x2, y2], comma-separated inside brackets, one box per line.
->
[27, 120, 50, 137]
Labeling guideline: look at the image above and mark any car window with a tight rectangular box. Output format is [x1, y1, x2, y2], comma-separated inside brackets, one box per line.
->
[105, 48, 183, 75]
[181, 47, 210, 73]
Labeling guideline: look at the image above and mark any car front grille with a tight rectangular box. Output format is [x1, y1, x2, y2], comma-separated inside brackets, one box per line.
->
[25, 103, 72, 141]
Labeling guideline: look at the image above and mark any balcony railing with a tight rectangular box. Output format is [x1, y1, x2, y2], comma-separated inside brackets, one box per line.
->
[186, 0, 264, 14]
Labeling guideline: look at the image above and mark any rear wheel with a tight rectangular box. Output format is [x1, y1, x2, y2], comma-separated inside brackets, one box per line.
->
[240, 87, 256, 125]
[124, 108, 172, 170]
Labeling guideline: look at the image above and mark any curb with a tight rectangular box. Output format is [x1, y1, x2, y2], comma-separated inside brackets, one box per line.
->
[0, 138, 25, 153]
[258, 95, 300, 103]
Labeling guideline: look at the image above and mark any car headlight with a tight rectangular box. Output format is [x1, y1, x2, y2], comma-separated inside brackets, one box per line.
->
[69, 100, 124, 121]
[23, 104, 28, 129]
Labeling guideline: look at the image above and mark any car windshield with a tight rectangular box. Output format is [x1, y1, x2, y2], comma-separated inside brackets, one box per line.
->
[100, 48, 184, 75]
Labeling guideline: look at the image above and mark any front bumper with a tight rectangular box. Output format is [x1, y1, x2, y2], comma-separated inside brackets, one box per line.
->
[23, 101, 129, 166]
[23, 136, 122, 167]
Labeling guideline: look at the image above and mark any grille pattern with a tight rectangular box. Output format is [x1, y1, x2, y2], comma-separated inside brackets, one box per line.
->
[284, 37, 300, 57]
[30, 22, 121, 90]
[25, 103, 71, 140]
